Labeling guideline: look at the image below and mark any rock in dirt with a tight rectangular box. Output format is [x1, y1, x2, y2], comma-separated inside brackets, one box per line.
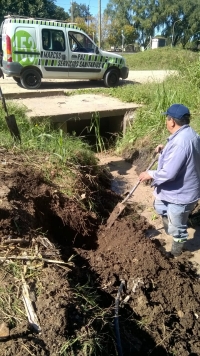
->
[0, 322, 10, 338]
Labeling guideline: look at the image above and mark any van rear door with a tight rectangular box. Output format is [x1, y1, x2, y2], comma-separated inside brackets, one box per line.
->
[39, 26, 69, 79]
[12, 26, 39, 67]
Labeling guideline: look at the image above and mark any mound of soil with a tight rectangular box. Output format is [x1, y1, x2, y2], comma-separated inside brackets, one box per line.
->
[0, 150, 200, 356]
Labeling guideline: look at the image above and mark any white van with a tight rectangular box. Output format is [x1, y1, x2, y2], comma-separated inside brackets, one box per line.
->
[0, 15, 129, 90]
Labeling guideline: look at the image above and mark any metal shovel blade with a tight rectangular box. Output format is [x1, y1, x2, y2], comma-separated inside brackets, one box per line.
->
[106, 202, 126, 229]
[106, 155, 158, 229]
[6, 114, 21, 142]
[0, 86, 21, 142]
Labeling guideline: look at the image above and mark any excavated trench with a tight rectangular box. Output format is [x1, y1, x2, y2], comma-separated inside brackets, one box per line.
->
[0, 151, 200, 356]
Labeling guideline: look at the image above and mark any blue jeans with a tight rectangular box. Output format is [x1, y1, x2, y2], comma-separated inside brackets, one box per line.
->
[153, 199, 197, 241]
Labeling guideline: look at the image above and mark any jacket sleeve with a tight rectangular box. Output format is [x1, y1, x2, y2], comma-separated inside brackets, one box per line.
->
[147, 145, 187, 186]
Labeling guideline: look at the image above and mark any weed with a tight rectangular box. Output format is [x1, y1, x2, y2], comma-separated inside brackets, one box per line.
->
[89, 112, 106, 152]
[0, 285, 25, 327]
[136, 317, 151, 328]
[5, 261, 22, 279]
[60, 278, 115, 356]
[151, 213, 158, 221]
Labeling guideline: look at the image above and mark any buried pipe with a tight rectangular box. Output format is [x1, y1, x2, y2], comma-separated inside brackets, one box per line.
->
[114, 279, 125, 356]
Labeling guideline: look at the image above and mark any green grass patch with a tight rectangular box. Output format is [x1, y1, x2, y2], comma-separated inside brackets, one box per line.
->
[0, 102, 100, 200]
[115, 60, 200, 154]
[0, 103, 98, 162]
[122, 46, 200, 70]
[65, 58, 200, 155]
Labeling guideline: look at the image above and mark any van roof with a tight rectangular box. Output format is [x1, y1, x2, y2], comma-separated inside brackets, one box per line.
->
[4, 15, 81, 30]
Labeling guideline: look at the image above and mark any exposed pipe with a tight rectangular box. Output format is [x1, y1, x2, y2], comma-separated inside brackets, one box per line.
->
[114, 279, 125, 356]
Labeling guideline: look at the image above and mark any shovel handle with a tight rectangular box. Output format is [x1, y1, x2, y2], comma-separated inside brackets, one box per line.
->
[0, 86, 8, 116]
[121, 155, 158, 204]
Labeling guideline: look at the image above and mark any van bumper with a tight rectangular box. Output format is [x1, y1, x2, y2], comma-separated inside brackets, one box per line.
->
[120, 66, 129, 79]
[2, 61, 22, 76]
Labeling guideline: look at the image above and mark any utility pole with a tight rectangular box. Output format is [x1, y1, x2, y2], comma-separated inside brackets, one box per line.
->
[87, 5, 89, 30]
[71, 1, 74, 22]
[98, 0, 101, 48]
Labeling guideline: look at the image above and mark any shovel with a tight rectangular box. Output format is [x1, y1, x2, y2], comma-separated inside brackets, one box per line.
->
[0, 86, 21, 142]
[106, 155, 158, 229]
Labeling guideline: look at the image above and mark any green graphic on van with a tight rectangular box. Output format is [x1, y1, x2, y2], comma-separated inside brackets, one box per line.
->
[12, 30, 39, 66]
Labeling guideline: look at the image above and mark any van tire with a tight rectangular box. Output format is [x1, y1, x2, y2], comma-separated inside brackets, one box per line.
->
[104, 69, 119, 87]
[13, 76, 21, 84]
[20, 69, 41, 89]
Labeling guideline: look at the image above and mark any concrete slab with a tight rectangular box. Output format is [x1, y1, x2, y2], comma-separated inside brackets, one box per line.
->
[0, 69, 176, 133]
[13, 94, 140, 123]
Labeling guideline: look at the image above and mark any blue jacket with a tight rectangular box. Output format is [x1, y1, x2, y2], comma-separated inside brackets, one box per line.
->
[148, 125, 200, 204]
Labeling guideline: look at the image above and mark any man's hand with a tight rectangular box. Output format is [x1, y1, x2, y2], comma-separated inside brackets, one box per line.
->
[139, 171, 152, 182]
[155, 144, 164, 153]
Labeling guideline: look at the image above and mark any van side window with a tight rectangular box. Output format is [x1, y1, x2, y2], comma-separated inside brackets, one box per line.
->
[68, 31, 95, 53]
[42, 29, 65, 51]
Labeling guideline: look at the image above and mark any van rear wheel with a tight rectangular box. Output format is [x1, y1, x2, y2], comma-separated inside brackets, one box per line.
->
[21, 69, 41, 90]
[104, 69, 119, 88]
[13, 76, 21, 84]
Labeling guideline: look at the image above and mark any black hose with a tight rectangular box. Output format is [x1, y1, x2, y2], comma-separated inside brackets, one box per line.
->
[114, 279, 125, 356]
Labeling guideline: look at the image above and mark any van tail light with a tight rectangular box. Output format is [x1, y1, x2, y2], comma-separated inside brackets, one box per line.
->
[6, 35, 12, 62]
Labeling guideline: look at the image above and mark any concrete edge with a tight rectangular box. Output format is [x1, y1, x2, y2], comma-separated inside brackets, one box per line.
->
[28, 107, 140, 123]
[4, 90, 65, 100]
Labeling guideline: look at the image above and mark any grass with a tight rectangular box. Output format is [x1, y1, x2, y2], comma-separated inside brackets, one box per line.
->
[0, 261, 28, 328]
[122, 46, 200, 70]
[1, 48, 199, 201]
[62, 54, 200, 156]
[115, 59, 200, 154]
[0, 46, 200, 354]
[60, 278, 115, 356]
[0, 102, 101, 199]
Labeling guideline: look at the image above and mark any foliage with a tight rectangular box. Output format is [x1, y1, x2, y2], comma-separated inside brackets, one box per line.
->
[159, 0, 200, 47]
[132, 0, 160, 47]
[0, 0, 69, 22]
[103, 0, 136, 48]
[104, 0, 200, 48]
[69, 2, 91, 21]
[74, 16, 96, 40]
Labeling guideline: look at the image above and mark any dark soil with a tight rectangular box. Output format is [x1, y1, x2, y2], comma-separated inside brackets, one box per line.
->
[0, 150, 200, 356]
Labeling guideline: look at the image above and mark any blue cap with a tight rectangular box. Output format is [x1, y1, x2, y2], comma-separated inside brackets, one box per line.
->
[163, 104, 190, 119]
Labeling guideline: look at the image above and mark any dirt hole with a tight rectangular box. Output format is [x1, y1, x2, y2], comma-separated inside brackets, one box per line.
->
[0, 152, 200, 356]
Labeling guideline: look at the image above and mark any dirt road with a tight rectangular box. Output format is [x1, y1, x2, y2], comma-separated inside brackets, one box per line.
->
[0, 70, 176, 96]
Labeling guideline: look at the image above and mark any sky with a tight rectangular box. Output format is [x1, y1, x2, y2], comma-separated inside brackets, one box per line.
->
[55, 0, 108, 16]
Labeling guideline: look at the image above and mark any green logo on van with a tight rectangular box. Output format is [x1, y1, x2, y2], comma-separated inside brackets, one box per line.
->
[12, 30, 39, 66]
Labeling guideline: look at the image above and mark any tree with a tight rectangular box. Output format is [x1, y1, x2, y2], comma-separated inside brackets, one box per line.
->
[159, 0, 200, 47]
[74, 16, 97, 42]
[0, 0, 69, 24]
[104, 0, 200, 48]
[104, 0, 160, 47]
[69, 2, 91, 21]
[131, 0, 160, 47]
[103, 0, 136, 48]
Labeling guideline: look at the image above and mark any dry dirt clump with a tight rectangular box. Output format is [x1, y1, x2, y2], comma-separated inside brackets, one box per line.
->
[0, 150, 200, 356]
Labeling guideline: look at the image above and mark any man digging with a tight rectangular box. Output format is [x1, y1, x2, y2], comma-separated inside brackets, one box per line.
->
[139, 104, 200, 257]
